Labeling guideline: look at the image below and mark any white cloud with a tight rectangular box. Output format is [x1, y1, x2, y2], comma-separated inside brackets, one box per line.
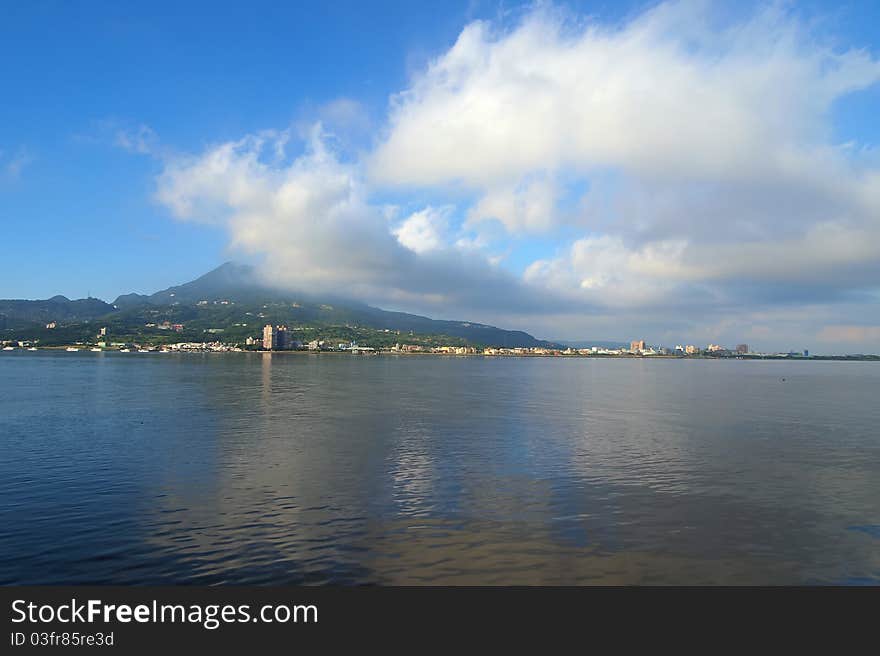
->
[371, 1, 880, 190]
[368, 1, 880, 326]
[155, 125, 558, 315]
[394, 206, 451, 253]
[467, 175, 558, 233]
[524, 235, 690, 307]
[526, 218, 880, 305]
[150, 1, 880, 350]
[158, 125, 399, 288]
[368, 0, 880, 273]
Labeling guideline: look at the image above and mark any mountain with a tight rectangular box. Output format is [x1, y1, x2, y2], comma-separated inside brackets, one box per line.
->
[120, 262, 270, 306]
[142, 263, 553, 347]
[4, 263, 555, 347]
[112, 293, 152, 309]
[0, 296, 114, 325]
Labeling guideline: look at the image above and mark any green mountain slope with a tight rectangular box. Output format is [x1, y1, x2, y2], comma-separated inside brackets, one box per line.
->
[3, 263, 555, 347]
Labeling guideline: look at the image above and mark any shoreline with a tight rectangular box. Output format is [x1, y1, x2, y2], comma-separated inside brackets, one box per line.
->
[4, 348, 877, 361]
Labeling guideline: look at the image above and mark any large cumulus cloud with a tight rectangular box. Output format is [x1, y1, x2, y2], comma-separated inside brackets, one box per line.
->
[156, 126, 566, 317]
[155, 1, 880, 351]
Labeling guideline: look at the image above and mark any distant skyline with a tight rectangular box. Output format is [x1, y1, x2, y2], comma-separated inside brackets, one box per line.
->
[2, 0, 880, 352]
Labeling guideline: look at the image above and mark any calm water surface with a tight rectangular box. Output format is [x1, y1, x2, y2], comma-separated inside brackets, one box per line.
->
[1, 351, 878, 584]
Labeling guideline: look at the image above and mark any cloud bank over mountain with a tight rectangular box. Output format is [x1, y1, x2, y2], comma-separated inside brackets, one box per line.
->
[156, 126, 566, 316]
[155, 1, 880, 352]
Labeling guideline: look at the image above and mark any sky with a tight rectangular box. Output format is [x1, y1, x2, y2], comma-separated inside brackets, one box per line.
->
[1, 0, 879, 353]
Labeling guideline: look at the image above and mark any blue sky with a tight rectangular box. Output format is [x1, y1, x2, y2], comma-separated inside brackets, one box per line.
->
[2, 1, 879, 351]
[1, 1, 469, 297]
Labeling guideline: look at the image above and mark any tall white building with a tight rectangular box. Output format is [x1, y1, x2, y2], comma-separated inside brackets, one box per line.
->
[263, 324, 276, 350]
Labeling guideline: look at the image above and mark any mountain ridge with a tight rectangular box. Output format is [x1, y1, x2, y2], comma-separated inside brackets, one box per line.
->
[2, 263, 561, 348]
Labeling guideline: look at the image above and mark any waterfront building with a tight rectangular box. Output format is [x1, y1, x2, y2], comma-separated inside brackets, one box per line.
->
[263, 324, 291, 350]
[630, 339, 645, 353]
[685, 345, 700, 355]
[736, 344, 749, 354]
[281, 328, 291, 349]
[263, 324, 276, 350]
